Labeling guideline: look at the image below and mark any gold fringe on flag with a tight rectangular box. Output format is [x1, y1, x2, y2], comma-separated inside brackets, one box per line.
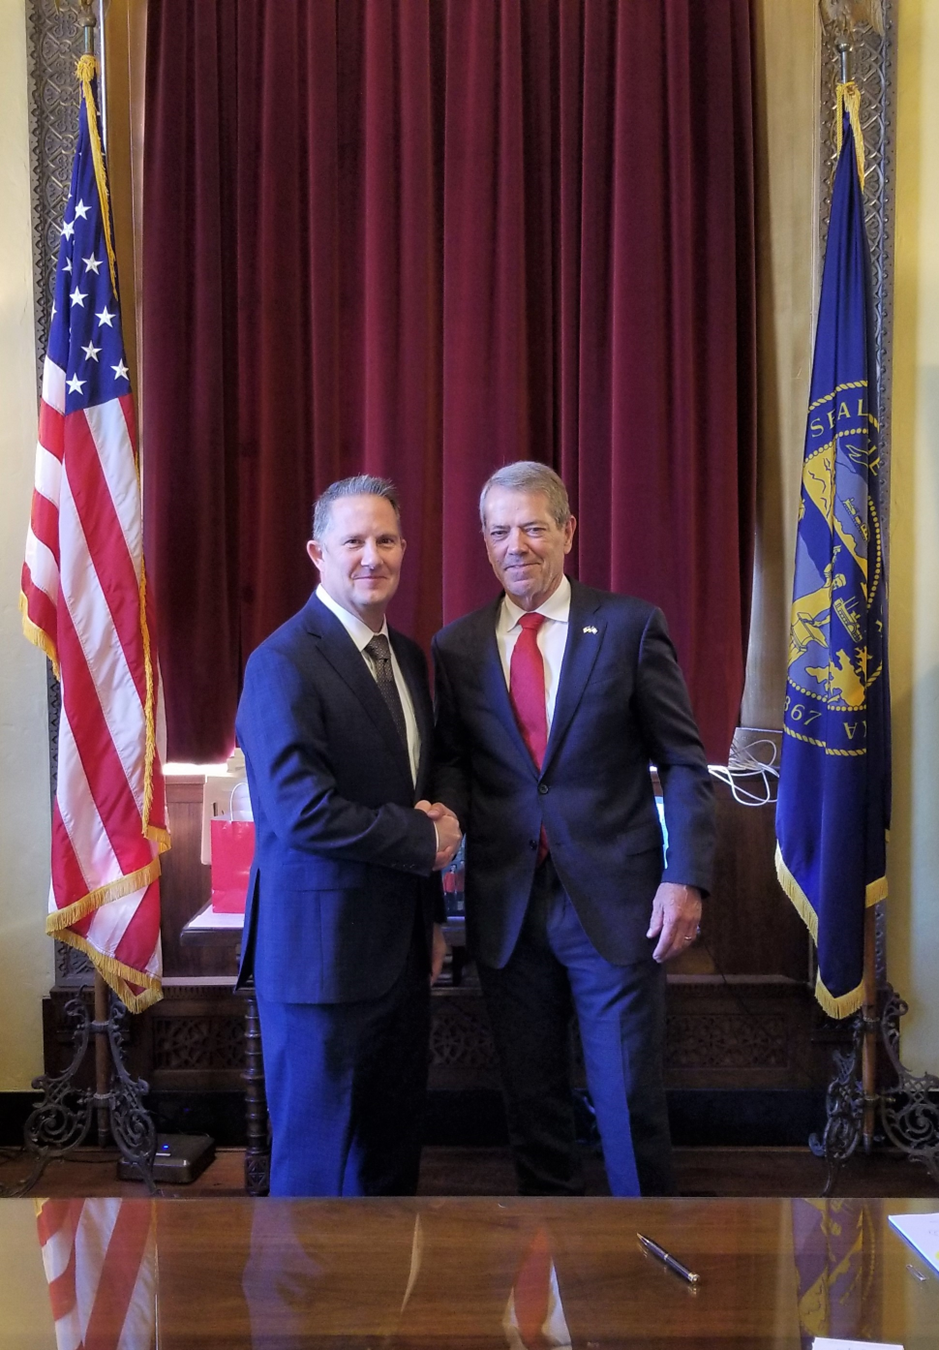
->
[51, 928, 162, 1014]
[137, 563, 169, 848]
[46, 856, 163, 932]
[20, 591, 60, 678]
[46, 856, 166, 1013]
[775, 844, 885, 1019]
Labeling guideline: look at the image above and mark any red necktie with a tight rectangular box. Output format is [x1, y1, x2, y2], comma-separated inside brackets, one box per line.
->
[510, 613, 549, 863]
[510, 613, 547, 767]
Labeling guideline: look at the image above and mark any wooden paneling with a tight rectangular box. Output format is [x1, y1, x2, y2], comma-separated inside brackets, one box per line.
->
[676, 775, 810, 983]
[160, 779, 230, 979]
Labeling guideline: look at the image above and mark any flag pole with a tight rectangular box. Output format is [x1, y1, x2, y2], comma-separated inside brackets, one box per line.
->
[861, 907, 878, 1153]
[79, 0, 95, 55]
[12, 0, 162, 1196]
[833, 33, 880, 1160]
[791, 24, 939, 1192]
[76, 0, 115, 1159]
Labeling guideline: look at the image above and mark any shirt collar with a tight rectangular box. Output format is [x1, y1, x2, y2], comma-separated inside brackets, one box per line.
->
[499, 573, 571, 633]
[316, 583, 389, 653]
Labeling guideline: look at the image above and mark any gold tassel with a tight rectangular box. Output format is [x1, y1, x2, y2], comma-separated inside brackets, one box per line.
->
[836, 81, 866, 189]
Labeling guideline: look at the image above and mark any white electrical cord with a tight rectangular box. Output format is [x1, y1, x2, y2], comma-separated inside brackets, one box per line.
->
[708, 734, 780, 807]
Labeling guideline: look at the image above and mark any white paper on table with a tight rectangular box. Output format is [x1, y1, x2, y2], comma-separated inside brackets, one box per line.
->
[812, 1339, 904, 1349]
[888, 1211, 939, 1275]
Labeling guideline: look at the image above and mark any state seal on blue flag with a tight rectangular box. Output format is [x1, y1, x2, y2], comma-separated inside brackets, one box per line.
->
[775, 86, 890, 1019]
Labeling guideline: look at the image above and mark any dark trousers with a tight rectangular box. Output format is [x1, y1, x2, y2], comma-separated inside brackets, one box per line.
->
[477, 858, 674, 1197]
[257, 916, 430, 1197]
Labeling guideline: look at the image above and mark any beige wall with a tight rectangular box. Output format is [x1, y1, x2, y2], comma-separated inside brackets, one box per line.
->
[743, 0, 819, 731]
[0, 0, 54, 1089]
[887, 0, 939, 1071]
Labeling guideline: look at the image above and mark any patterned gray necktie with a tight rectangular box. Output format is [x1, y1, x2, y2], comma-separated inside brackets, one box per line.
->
[364, 634, 408, 747]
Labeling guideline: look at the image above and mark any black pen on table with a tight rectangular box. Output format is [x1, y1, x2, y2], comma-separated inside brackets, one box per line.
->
[637, 1232, 700, 1285]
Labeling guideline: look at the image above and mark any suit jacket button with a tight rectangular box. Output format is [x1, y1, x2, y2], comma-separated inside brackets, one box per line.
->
[538, 782, 549, 795]
[529, 839, 538, 850]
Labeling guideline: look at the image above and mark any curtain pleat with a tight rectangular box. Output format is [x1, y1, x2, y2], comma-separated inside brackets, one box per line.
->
[143, 0, 755, 763]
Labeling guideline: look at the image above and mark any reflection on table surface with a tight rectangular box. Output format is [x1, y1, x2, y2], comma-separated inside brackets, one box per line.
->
[1, 1196, 937, 1348]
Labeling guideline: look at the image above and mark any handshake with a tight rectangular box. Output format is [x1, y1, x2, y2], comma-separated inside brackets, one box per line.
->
[415, 799, 463, 871]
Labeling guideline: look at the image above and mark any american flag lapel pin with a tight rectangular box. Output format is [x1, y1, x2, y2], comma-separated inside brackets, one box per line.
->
[583, 625, 598, 634]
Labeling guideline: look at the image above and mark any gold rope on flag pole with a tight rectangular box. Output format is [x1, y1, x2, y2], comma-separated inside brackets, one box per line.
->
[836, 80, 866, 189]
[72, 50, 166, 851]
[75, 54, 119, 295]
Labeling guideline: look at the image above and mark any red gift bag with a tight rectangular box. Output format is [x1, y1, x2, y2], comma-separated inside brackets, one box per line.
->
[210, 783, 255, 913]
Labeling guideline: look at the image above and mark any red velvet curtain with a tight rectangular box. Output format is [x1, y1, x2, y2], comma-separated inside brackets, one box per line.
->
[143, 0, 755, 764]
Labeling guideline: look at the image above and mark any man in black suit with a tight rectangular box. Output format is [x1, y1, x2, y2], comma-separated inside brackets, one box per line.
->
[236, 475, 461, 1196]
[433, 461, 715, 1196]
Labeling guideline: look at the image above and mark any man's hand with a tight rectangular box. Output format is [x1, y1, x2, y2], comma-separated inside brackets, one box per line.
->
[646, 882, 702, 963]
[430, 923, 448, 985]
[415, 800, 463, 870]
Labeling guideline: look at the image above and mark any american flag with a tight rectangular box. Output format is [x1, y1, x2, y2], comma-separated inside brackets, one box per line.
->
[503, 1228, 572, 1350]
[36, 1198, 157, 1350]
[20, 55, 168, 1011]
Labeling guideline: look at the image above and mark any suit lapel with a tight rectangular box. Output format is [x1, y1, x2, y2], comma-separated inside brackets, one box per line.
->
[543, 581, 605, 772]
[389, 629, 433, 794]
[302, 595, 414, 793]
[473, 597, 541, 776]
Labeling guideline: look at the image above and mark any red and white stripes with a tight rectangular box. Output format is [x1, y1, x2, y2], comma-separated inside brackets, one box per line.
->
[36, 1198, 157, 1350]
[22, 354, 168, 1010]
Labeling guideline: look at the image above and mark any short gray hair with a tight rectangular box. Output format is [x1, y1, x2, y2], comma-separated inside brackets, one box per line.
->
[312, 475, 401, 540]
[479, 461, 571, 529]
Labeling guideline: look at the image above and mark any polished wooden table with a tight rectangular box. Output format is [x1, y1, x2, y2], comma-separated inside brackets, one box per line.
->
[5, 1196, 938, 1347]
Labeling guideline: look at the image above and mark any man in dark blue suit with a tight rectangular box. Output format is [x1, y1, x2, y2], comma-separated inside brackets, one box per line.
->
[236, 475, 461, 1196]
[432, 462, 715, 1196]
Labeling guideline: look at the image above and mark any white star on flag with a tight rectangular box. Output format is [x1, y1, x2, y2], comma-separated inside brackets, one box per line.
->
[66, 373, 85, 394]
[73, 198, 90, 218]
[69, 288, 87, 307]
[83, 254, 102, 274]
[112, 359, 130, 382]
[82, 341, 100, 362]
[96, 306, 115, 327]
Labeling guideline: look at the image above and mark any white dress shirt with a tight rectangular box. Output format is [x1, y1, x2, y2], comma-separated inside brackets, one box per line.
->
[495, 573, 571, 731]
[316, 584, 420, 784]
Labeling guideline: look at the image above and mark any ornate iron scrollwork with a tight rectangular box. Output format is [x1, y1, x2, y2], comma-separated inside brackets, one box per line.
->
[102, 999, 158, 1188]
[25, 993, 95, 1156]
[811, 989, 939, 1193]
[878, 989, 939, 1181]
[810, 0, 936, 1199]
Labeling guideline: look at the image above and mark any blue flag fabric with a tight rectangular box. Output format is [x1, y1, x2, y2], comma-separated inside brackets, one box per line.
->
[791, 1199, 878, 1348]
[775, 100, 890, 1019]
